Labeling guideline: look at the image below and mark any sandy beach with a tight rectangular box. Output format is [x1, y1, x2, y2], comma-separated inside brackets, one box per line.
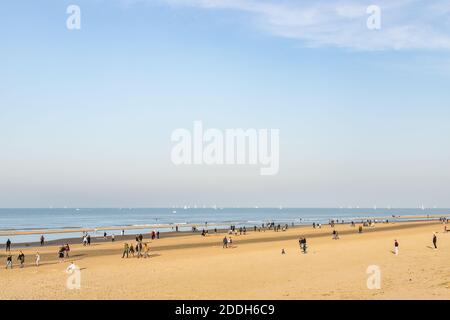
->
[0, 220, 448, 300]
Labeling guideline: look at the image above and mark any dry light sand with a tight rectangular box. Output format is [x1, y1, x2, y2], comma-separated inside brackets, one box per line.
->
[0, 221, 449, 300]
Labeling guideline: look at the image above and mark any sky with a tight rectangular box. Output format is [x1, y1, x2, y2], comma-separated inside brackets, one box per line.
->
[0, 0, 450, 208]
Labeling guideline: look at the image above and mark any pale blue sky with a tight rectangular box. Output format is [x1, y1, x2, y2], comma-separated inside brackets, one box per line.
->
[1, 0, 449, 208]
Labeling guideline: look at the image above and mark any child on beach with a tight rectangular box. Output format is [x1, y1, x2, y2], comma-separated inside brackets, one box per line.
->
[129, 244, 135, 257]
[394, 240, 399, 255]
[17, 251, 25, 268]
[35, 252, 40, 266]
[6, 254, 12, 269]
[143, 243, 150, 258]
[332, 230, 338, 240]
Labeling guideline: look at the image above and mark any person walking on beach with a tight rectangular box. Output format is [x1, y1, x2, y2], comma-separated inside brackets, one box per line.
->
[432, 233, 437, 249]
[394, 240, 399, 255]
[6, 239, 11, 252]
[223, 236, 228, 248]
[83, 235, 88, 246]
[87, 234, 91, 246]
[35, 252, 40, 266]
[122, 243, 129, 258]
[6, 254, 13, 269]
[58, 246, 65, 262]
[301, 238, 307, 254]
[136, 243, 142, 258]
[111, 234, 115, 242]
[17, 251, 25, 268]
[40, 235, 45, 246]
[143, 243, 150, 258]
[65, 244, 70, 258]
[299, 237, 307, 253]
[129, 244, 135, 257]
[333, 230, 340, 240]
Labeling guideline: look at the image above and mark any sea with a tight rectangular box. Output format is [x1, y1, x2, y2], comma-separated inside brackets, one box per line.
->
[0, 207, 448, 244]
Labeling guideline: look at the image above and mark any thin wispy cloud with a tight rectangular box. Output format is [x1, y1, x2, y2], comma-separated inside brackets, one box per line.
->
[137, 0, 450, 51]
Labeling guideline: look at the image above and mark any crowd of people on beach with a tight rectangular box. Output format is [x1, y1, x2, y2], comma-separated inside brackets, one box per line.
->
[264, 222, 290, 232]
[3, 216, 449, 270]
[294, 217, 448, 256]
[4, 238, 42, 269]
[223, 223, 292, 235]
[4, 248, 40, 269]
[121, 233, 151, 259]
[2, 228, 165, 268]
